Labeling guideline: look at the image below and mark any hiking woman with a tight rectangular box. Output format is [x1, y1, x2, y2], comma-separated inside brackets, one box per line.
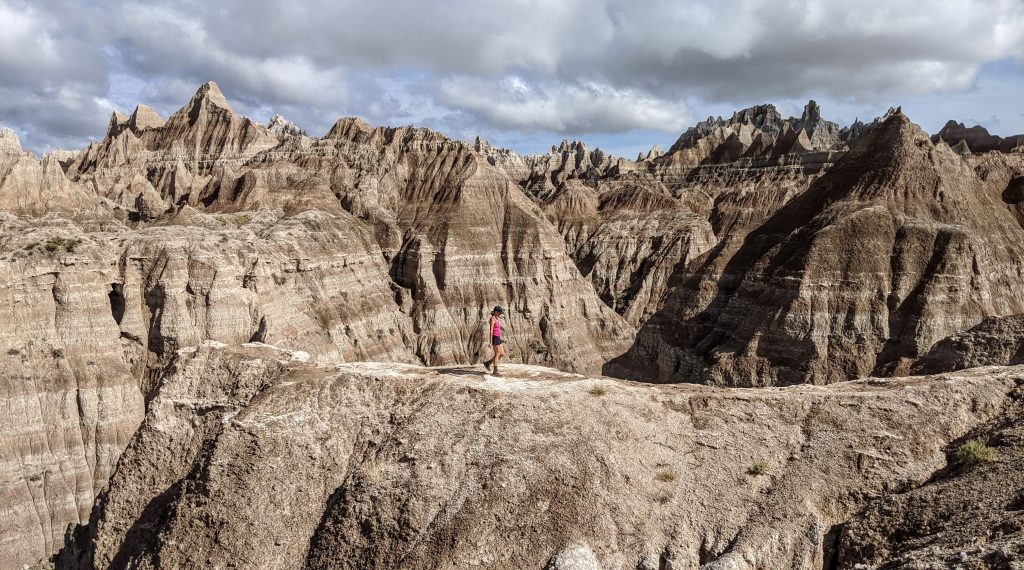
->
[483, 305, 505, 375]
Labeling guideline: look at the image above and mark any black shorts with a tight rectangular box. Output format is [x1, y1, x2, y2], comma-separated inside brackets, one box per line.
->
[492, 336, 504, 346]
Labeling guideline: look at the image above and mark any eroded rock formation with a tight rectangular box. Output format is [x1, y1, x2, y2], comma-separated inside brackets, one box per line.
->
[3, 81, 1024, 568]
[932, 120, 1024, 154]
[60, 343, 1024, 569]
[836, 380, 1024, 567]
[1, 82, 636, 566]
[608, 112, 1024, 386]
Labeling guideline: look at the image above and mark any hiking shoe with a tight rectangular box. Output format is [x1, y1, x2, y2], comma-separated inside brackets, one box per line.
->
[482, 359, 493, 370]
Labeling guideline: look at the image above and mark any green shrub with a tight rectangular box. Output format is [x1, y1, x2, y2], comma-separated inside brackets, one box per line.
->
[654, 468, 676, 483]
[51, 348, 64, 359]
[588, 385, 608, 396]
[749, 462, 769, 476]
[955, 438, 999, 465]
[6, 348, 19, 356]
[41, 237, 82, 253]
[272, 273, 287, 286]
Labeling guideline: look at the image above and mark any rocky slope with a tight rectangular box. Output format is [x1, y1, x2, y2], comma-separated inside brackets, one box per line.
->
[11, 82, 635, 374]
[477, 137, 625, 199]
[0, 205, 421, 567]
[0, 214, 143, 568]
[4, 81, 1024, 568]
[655, 101, 847, 176]
[913, 315, 1024, 374]
[516, 102, 856, 329]
[1, 83, 637, 566]
[58, 343, 1024, 570]
[836, 378, 1024, 568]
[608, 112, 1024, 386]
[542, 178, 717, 325]
[0, 128, 96, 214]
[932, 120, 1024, 154]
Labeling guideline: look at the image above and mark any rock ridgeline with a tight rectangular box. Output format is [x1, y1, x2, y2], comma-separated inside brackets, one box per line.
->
[477, 137, 626, 199]
[266, 113, 304, 136]
[2, 81, 1024, 568]
[932, 120, 1024, 154]
[55, 343, 1024, 569]
[0, 82, 633, 567]
[607, 112, 1024, 385]
[661, 100, 845, 170]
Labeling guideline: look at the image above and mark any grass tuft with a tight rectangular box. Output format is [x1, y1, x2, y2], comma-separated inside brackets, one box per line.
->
[655, 468, 676, 483]
[955, 438, 999, 466]
[748, 461, 769, 476]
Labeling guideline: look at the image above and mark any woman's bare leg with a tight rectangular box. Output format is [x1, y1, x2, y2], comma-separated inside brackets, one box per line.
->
[493, 345, 504, 374]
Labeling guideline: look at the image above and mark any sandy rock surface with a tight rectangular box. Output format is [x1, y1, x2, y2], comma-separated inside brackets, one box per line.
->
[57, 343, 1023, 570]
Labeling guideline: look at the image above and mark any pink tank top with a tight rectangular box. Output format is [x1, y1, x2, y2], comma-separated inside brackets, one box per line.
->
[492, 319, 502, 338]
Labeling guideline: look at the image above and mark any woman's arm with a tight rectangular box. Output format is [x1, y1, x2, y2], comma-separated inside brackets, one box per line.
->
[488, 316, 495, 346]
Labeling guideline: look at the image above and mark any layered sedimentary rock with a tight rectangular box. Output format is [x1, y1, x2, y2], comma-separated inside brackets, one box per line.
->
[913, 316, 1024, 374]
[0, 205, 422, 567]
[660, 101, 846, 172]
[480, 138, 626, 198]
[0, 214, 142, 568]
[932, 120, 1024, 154]
[60, 343, 1023, 569]
[608, 113, 1024, 386]
[543, 178, 717, 325]
[836, 380, 1024, 568]
[0, 128, 96, 214]
[1, 82, 639, 566]
[67, 81, 281, 185]
[5, 80, 1024, 569]
[52, 84, 634, 374]
[285, 117, 633, 370]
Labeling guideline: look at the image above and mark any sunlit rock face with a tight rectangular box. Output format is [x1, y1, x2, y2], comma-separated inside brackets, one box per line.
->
[65, 343, 1022, 570]
[608, 114, 1024, 386]
[3, 80, 1024, 568]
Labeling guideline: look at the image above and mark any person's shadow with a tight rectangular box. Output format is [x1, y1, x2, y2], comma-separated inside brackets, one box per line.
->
[434, 366, 488, 377]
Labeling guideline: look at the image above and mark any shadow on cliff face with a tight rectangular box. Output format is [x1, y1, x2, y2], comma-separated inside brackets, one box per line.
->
[606, 113, 1024, 386]
[604, 117, 878, 385]
[832, 383, 1024, 567]
[54, 479, 185, 570]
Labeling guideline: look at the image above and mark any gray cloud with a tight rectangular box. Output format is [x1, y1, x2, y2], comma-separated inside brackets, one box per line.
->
[1, 0, 1022, 152]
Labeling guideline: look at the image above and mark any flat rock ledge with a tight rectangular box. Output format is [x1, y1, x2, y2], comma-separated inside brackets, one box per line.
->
[61, 342, 1023, 570]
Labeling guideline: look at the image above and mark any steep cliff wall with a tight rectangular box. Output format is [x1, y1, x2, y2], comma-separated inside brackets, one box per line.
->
[608, 114, 1024, 386]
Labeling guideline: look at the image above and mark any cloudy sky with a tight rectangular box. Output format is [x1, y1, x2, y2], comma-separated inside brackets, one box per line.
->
[2, 0, 1023, 157]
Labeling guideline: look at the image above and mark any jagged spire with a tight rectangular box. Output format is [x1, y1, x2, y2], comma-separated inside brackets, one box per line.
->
[128, 104, 166, 131]
[266, 114, 302, 136]
[107, 111, 129, 135]
[0, 126, 22, 152]
[193, 81, 233, 112]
